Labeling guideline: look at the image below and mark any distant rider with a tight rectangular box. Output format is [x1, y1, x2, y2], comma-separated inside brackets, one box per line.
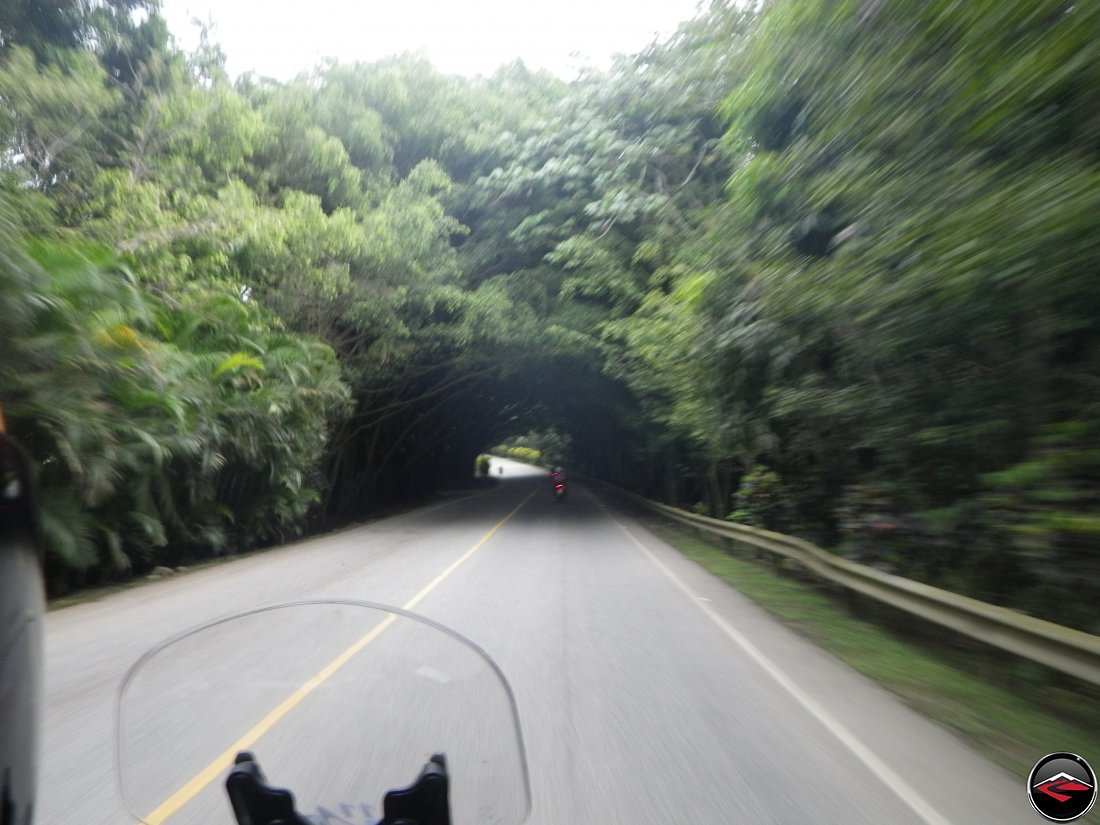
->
[551, 466, 567, 496]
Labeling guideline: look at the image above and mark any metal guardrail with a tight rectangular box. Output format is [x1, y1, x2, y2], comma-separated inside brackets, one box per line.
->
[604, 485, 1100, 686]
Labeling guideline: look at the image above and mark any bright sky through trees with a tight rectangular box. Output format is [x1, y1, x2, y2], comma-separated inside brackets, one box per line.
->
[160, 0, 706, 79]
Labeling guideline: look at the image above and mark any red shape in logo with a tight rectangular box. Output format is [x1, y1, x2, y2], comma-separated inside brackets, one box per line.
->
[1036, 773, 1094, 803]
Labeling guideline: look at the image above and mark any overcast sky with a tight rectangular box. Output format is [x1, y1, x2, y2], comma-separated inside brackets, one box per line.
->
[159, 0, 707, 80]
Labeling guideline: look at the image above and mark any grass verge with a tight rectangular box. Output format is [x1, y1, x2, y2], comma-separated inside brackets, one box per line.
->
[644, 516, 1100, 782]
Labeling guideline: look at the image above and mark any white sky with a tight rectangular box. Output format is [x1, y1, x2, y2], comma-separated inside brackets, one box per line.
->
[159, 0, 706, 81]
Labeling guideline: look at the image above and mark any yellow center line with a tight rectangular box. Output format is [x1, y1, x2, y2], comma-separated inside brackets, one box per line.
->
[142, 489, 536, 825]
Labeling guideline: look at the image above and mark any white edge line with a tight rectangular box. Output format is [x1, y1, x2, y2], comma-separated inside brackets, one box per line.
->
[614, 519, 955, 825]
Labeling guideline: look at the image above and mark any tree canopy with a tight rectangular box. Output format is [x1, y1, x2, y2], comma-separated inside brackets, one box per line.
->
[2, 0, 1097, 630]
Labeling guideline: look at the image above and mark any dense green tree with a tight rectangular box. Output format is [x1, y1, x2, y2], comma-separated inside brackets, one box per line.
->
[0, 194, 348, 591]
[0, 46, 119, 191]
[0, 0, 152, 60]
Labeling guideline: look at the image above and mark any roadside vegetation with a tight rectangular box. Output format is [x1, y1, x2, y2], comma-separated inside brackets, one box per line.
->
[645, 517, 1100, 780]
[1, 0, 1097, 632]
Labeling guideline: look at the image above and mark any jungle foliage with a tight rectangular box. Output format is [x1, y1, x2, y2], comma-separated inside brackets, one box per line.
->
[1, 0, 1097, 629]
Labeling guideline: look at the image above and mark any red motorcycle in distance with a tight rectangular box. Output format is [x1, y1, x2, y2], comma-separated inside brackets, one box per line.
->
[550, 469, 567, 502]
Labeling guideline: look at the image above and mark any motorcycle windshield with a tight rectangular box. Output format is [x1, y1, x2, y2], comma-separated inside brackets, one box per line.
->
[116, 600, 531, 825]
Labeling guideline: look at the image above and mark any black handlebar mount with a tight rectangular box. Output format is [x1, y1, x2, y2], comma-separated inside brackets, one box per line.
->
[226, 750, 452, 825]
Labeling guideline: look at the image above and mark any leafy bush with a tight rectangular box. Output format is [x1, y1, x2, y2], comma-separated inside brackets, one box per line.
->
[0, 212, 350, 593]
[975, 423, 1100, 633]
[727, 465, 794, 532]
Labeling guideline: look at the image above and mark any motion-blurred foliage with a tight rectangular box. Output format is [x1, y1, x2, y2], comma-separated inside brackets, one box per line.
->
[703, 0, 1100, 628]
[1, 0, 1097, 625]
[0, 206, 349, 591]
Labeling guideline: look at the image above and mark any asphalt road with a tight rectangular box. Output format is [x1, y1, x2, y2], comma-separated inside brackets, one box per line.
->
[40, 459, 1042, 824]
